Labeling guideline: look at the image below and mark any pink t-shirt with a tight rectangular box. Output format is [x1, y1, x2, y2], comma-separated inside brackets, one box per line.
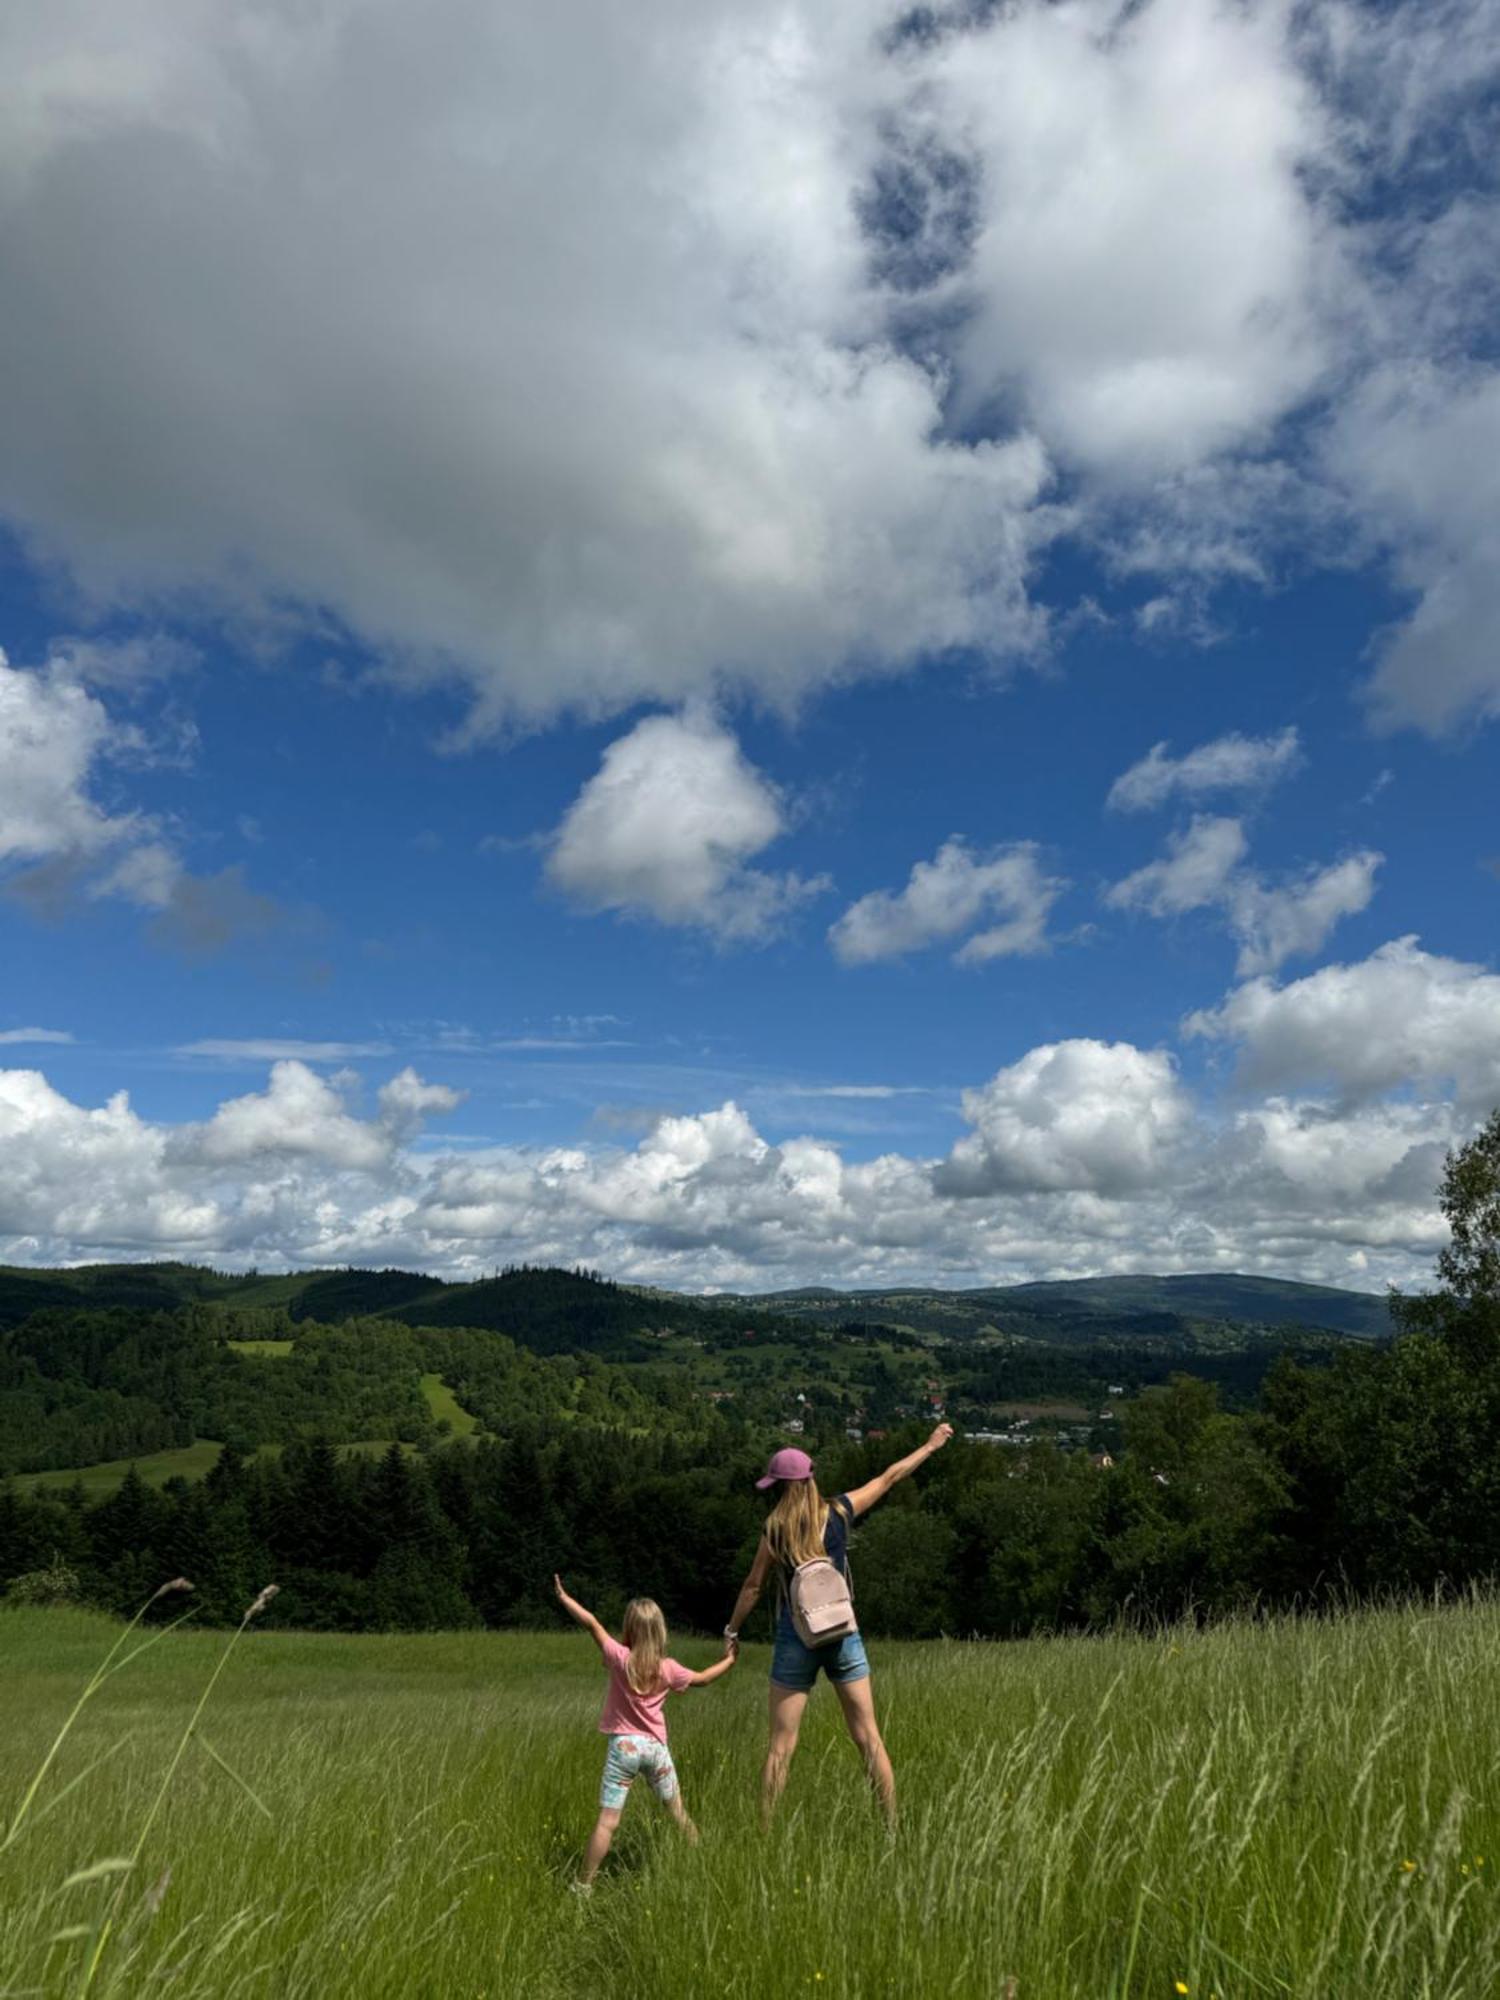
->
[598, 1635, 694, 1744]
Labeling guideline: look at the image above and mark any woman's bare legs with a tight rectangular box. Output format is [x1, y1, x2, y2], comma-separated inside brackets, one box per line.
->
[580, 1805, 622, 1884]
[761, 1683, 808, 1828]
[833, 1675, 897, 1829]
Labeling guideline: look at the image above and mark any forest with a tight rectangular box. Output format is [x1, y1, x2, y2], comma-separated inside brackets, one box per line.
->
[3, 1113, 1498, 1641]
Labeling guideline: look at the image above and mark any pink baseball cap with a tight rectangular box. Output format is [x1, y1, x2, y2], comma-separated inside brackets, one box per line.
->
[755, 1446, 814, 1490]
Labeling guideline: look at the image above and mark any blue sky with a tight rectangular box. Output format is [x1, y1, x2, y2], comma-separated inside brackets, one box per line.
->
[1, 0, 1498, 1288]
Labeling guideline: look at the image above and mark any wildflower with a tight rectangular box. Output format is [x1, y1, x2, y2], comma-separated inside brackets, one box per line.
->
[1175, 1984, 1190, 1995]
[1401, 1860, 1417, 1873]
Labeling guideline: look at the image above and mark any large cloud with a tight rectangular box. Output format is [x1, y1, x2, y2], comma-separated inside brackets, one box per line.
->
[1186, 936, 1500, 1106]
[0, 0, 1050, 727]
[935, 1040, 1193, 1197]
[1334, 367, 1500, 736]
[926, 0, 1332, 472]
[0, 1, 1492, 731]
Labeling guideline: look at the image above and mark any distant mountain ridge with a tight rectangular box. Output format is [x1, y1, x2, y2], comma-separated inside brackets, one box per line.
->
[0, 1259, 1392, 1340]
[707, 1271, 1392, 1340]
[987, 1273, 1391, 1336]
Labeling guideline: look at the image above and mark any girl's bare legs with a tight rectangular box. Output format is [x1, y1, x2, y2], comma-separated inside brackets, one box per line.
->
[664, 1790, 700, 1844]
[833, 1675, 897, 1829]
[580, 1805, 622, 1885]
[761, 1683, 808, 1828]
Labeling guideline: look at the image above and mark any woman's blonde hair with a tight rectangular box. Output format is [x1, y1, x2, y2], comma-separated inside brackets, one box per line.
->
[622, 1597, 668, 1695]
[763, 1477, 829, 1569]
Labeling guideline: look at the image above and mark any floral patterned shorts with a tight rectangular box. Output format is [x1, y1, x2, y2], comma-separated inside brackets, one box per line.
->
[600, 1733, 678, 1811]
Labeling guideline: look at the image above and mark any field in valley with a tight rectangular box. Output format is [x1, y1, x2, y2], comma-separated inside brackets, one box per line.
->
[2, 1597, 1498, 1998]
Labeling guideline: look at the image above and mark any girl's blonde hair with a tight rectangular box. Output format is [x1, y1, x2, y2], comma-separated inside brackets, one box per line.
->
[622, 1597, 668, 1695]
[763, 1477, 829, 1569]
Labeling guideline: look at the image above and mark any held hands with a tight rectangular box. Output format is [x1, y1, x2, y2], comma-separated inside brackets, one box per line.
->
[927, 1422, 954, 1452]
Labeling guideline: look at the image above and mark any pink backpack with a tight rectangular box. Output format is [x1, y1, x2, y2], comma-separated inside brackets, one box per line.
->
[784, 1498, 857, 1647]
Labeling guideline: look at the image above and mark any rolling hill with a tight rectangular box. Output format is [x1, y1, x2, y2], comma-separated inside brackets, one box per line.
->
[704, 1271, 1392, 1342]
[0, 1259, 1393, 1342]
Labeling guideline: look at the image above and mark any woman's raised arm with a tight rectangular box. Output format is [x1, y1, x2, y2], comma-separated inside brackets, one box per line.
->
[844, 1423, 953, 1519]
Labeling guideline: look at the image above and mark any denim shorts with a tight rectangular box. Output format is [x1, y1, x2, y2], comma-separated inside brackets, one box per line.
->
[769, 1623, 870, 1693]
[599, 1733, 678, 1811]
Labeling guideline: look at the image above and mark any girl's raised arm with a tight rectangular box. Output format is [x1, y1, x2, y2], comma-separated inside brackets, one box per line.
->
[553, 1573, 610, 1652]
[844, 1423, 954, 1520]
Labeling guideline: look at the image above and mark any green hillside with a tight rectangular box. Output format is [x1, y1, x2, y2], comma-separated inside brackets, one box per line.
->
[710, 1270, 1392, 1341]
[995, 1270, 1393, 1337]
[0, 1258, 1392, 1341]
[0, 1261, 782, 1351]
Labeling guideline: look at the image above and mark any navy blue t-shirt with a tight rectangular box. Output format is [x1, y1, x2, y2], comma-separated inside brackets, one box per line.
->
[774, 1493, 852, 1638]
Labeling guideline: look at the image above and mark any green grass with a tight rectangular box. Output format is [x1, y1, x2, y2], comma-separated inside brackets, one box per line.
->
[420, 1374, 480, 1438]
[20, 1442, 228, 1498]
[3, 1599, 1499, 1997]
[227, 1340, 295, 1357]
[20, 1435, 430, 1497]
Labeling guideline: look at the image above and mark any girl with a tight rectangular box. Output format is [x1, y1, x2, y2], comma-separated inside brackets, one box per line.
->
[553, 1574, 736, 1889]
[723, 1426, 952, 1829]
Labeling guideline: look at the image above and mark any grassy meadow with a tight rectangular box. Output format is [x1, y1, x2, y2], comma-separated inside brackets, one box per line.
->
[2, 1599, 1498, 1999]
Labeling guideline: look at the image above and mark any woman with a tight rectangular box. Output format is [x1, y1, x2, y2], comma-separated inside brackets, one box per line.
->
[724, 1424, 953, 1828]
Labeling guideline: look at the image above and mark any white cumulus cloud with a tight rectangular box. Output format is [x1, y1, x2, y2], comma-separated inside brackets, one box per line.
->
[0, 650, 141, 864]
[931, 0, 1332, 473]
[181, 1060, 460, 1172]
[830, 838, 1063, 966]
[1107, 816, 1380, 974]
[1, 642, 283, 950]
[935, 1040, 1193, 1197]
[1106, 815, 1250, 917]
[1186, 936, 1500, 1106]
[1334, 366, 1500, 736]
[546, 711, 824, 942]
[1226, 852, 1382, 979]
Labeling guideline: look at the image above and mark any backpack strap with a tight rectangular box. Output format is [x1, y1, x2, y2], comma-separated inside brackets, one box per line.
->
[830, 1495, 854, 1602]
